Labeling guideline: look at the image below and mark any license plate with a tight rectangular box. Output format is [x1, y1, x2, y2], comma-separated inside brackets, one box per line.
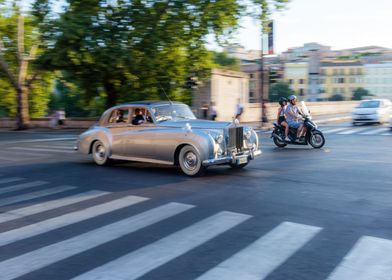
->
[238, 157, 248, 164]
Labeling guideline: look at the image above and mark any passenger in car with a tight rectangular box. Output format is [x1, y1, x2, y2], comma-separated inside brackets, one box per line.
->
[132, 108, 145, 125]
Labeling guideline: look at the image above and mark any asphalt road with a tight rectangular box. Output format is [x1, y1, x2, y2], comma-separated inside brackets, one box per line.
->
[0, 123, 391, 280]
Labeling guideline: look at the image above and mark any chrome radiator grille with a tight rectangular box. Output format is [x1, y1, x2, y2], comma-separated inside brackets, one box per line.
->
[228, 127, 244, 150]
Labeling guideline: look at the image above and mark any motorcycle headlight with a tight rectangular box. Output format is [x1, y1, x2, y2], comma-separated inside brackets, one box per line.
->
[215, 134, 224, 144]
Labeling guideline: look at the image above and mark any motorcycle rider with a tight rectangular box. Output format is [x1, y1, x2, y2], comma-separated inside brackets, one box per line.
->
[285, 95, 306, 140]
[277, 97, 289, 141]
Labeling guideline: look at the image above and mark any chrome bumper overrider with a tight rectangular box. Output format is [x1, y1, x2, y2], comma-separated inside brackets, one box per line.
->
[202, 149, 262, 166]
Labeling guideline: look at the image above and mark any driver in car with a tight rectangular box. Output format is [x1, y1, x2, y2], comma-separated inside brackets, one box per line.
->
[285, 95, 306, 140]
[132, 108, 145, 125]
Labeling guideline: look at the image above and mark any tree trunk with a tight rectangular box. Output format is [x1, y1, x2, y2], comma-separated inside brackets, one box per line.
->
[104, 81, 117, 109]
[16, 86, 30, 130]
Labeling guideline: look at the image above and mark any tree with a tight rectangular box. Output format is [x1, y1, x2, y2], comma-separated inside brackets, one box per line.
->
[329, 94, 344, 101]
[352, 87, 371, 100]
[0, 4, 49, 129]
[211, 51, 240, 71]
[33, 0, 289, 109]
[269, 81, 294, 102]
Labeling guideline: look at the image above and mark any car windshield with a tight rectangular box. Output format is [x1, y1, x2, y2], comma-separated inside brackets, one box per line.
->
[358, 100, 380, 108]
[152, 104, 196, 122]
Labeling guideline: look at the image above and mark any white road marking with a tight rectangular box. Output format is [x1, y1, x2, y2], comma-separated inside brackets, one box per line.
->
[327, 236, 392, 280]
[9, 137, 77, 143]
[322, 128, 348, 134]
[381, 132, 392, 136]
[8, 147, 75, 154]
[0, 185, 76, 207]
[197, 222, 322, 280]
[358, 127, 390, 135]
[73, 211, 251, 280]
[0, 177, 24, 185]
[0, 195, 148, 247]
[0, 202, 194, 280]
[337, 128, 370, 135]
[0, 181, 48, 195]
[33, 145, 73, 150]
[0, 190, 108, 224]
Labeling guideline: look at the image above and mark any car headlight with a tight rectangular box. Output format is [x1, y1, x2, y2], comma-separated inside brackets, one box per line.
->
[215, 134, 224, 144]
[244, 129, 252, 140]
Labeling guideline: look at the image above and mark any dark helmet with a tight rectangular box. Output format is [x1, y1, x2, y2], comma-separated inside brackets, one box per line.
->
[288, 95, 297, 102]
[278, 97, 287, 106]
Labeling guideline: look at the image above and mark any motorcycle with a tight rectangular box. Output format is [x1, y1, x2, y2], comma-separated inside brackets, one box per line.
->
[271, 102, 325, 149]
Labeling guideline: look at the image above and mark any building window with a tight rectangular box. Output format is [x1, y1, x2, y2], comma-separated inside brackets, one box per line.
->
[338, 77, 345, 84]
[299, 89, 304, 96]
[299, 79, 304, 84]
[289, 79, 293, 84]
[249, 91, 258, 103]
[250, 74, 254, 79]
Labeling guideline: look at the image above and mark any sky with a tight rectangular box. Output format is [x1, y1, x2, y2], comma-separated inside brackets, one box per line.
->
[228, 0, 392, 54]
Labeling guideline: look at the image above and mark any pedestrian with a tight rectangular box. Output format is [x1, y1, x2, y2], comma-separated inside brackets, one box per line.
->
[235, 98, 244, 121]
[209, 101, 217, 121]
[55, 108, 66, 129]
[262, 99, 269, 124]
[201, 102, 209, 119]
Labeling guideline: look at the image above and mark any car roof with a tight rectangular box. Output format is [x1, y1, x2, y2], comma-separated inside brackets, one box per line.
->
[113, 101, 184, 108]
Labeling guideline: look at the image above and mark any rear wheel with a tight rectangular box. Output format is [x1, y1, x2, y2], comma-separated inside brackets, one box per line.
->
[92, 140, 111, 165]
[179, 145, 206, 177]
[309, 131, 325, 149]
[273, 137, 287, 148]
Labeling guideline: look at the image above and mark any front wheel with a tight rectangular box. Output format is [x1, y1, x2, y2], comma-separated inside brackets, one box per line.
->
[179, 145, 206, 177]
[92, 140, 111, 165]
[273, 136, 287, 148]
[309, 130, 325, 149]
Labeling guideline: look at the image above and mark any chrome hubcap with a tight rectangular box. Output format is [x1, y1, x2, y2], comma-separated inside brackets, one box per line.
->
[183, 151, 198, 171]
[95, 144, 106, 160]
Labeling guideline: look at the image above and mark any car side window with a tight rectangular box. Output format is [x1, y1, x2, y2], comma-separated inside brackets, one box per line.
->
[108, 108, 130, 124]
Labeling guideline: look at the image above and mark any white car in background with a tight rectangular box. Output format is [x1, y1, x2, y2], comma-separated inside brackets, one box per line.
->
[352, 99, 392, 125]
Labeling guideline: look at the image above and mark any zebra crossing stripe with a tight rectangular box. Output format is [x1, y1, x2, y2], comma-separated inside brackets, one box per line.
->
[337, 128, 369, 135]
[327, 236, 392, 280]
[0, 185, 76, 207]
[0, 181, 48, 196]
[360, 128, 390, 135]
[0, 177, 24, 185]
[196, 222, 322, 280]
[0, 202, 194, 280]
[0, 195, 148, 247]
[0, 190, 108, 224]
[72, 211, 251, 280]
[322, 128, 348, 134]
[8, 147, 75, 154]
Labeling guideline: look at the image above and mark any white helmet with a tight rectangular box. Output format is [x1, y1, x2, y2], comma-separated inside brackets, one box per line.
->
[288, 95, 297, 101]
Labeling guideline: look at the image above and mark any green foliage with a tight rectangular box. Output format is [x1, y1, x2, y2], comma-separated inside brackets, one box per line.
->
[33, 0, 289, 109]
[329, 94, 344, 101]
[211, 51, 240, 71]
[352, 87, 371, 101]
[268, 81, 294, 102]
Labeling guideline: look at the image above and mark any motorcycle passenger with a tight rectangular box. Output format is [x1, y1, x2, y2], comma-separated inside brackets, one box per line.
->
[285, 95, 306, 140]
[277, 97, 289, 141]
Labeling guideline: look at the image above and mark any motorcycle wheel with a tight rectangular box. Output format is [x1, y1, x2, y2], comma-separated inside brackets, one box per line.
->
[273, 137, 287, 148]
[309, 131, 325, 149]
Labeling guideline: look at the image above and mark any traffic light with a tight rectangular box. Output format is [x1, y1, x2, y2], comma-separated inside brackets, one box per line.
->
[185, 76, 198, 89]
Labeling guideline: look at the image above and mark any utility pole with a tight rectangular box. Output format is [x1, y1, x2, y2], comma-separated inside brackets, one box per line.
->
[260, 37, 265, 128]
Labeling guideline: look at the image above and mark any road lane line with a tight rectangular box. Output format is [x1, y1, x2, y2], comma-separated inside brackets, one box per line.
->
[196, 222, 322, 280]
[322, 128, 348, 134]
[8, 137, 77, 144]
[73, 211, 251, 280]
[0, 202, 194, 280]
[327, 236, 392, 280]
[337, 128, 369, 135]
[0, 190, 108, 224]
[0, 181, 48, 196]
[0, 178, 24, 185]
[358, 127, 389, 135]
[33, 145, 73, 150]
[0, 185, 76, 208]
[8, 147, 75, 154]
[0, 195, 148, 247]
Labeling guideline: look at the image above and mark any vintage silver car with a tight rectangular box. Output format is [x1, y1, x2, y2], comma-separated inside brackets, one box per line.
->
[75, 101, 261, 176]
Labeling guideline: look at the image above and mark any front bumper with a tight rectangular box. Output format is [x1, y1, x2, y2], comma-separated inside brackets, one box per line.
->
[202, 149, 262, 167]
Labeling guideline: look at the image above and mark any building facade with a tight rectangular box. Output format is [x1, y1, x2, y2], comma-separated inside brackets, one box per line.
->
[319, 61, 365, 100]
[364, 62, 392, 99]
[284, 62, 309, 98]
